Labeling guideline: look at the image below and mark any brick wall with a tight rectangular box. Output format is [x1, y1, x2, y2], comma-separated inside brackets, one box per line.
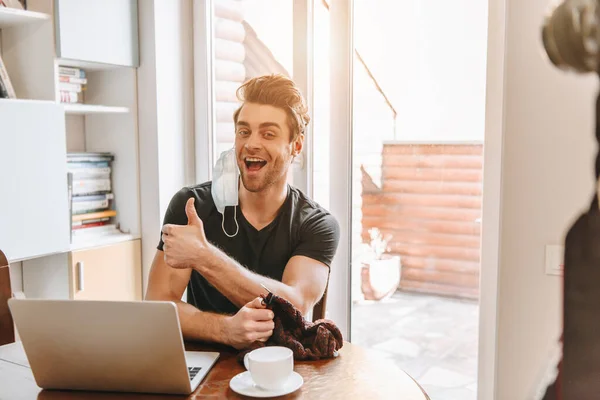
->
[361, 143, 483, 300]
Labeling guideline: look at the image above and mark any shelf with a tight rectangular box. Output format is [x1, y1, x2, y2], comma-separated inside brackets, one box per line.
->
[57, 58, 131, 71]
[0, 7, 50, 28]
[70, 232, 140, 252]
[63, 104, 130, 115]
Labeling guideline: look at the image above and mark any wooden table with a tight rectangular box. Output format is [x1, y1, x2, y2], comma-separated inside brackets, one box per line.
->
[0, 341, 429, 399]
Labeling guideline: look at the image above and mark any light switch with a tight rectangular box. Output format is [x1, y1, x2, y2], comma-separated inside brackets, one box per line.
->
[545, 245, 564, 276]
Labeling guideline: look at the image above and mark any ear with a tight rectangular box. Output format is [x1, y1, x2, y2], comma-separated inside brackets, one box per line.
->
[291, 133, 304, 157]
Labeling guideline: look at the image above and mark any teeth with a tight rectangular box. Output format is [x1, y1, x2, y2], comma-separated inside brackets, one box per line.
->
[246, 157, 265, 162]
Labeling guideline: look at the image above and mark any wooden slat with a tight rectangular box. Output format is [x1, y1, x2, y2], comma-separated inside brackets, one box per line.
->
[215, 81, 241, 102]
[389, 242, 480, 262]
[244, 39, 290, 77]
[362, 143, 483, 300]
[399, 255, 480, 274]
[401, 267, 479, 288]
[216, 122, 235, 142]
[362, 216, 481, 236]
[214, 0, 244, 22]
[399, 280, 479, 300]
[381, 154, 483, 169]
[382, 180, 483, 196]
[382, 167, 482, 182]
[216, 101, 240, 123]
[215, 39, 245, 63]
[362, 193, 482, 209]
[215, 60, 246, 82]
[361, 204, 481, 222]
[215, 18, 245, 42]
[383, 144, 483, 156]
[361, 229, 480, 249]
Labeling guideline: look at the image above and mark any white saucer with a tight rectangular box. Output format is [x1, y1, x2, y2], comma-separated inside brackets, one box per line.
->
[229, 371, 303, 398]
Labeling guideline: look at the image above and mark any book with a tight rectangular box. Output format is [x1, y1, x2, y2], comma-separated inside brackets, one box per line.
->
[58, 82, 83, 93]
[67, 152, 114, 162]
[71, 224, 119, 238]
[72, 179, 111, 196]
[59, 76, 88, 85]
[72, 209, 117, 223]
[59, 66, 86, 78]
[72, 217, 111, 227]
[72, 199, 110, 215]
[60, 90, 79, 103]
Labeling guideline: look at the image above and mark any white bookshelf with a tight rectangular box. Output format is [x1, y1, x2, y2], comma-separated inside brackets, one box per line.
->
[63, 104, 130, 115]
[0, 0, 142, 301]
[0, 7, 49, 28]
[70, 233, 140, 253]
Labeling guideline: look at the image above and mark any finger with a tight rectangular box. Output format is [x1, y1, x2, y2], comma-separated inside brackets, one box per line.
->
[253, 330, 273, 342]
[251, 320, 275, 332]
[248, 308, 274, 321]
[246, 297, 267, 310]
[162, 224, 174, 235]
[185, 198, 202, 227]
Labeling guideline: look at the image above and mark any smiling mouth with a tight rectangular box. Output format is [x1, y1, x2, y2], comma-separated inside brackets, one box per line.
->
[244, 157, 267, 172]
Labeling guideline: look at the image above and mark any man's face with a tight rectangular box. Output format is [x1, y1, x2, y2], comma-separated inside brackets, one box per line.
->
[234, 102, 301, 193]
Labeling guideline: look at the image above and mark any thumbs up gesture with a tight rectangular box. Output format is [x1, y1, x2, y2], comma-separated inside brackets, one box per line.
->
[162, 198, 210, 269]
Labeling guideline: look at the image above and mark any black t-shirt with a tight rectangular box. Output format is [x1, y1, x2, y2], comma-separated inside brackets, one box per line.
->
[157, 182, 340, 315]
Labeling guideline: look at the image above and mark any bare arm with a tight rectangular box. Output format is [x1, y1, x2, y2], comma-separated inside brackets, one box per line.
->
[161, 197, 335, 317]
[145, 250, 227, 342]
[197, 249, 329, 315]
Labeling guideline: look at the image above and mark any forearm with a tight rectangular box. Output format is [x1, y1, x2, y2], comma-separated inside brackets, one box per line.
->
[197, 245, 309, 313]
[175, 300, 230, 344]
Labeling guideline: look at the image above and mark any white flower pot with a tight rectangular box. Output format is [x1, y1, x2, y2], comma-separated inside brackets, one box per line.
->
[360, 255, 401, 301]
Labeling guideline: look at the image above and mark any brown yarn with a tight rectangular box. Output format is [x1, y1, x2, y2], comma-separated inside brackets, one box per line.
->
[237, 292, 343, 364]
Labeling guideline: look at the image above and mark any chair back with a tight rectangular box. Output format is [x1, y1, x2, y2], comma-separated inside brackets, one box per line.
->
[0, 249, 14, 345]
[312, 286, 328, 322]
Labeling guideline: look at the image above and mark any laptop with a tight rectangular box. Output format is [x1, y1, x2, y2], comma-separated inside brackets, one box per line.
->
[7, 298, 219, 395]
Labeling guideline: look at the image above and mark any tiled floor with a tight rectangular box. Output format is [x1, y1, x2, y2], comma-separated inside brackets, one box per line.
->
[352, 291, 479, 400]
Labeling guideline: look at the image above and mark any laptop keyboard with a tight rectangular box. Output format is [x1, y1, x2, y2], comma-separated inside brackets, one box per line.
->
[188, 366, 202, 380]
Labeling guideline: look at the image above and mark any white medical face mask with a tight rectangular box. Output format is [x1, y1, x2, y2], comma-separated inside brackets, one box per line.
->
[211, 147, 239, 237]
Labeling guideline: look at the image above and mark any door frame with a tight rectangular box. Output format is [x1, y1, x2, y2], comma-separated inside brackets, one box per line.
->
[478, 0, 506, 398]
[326, 0, 353, 341]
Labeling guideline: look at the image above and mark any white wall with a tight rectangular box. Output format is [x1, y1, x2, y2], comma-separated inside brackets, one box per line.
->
[137, 0, 195, 294]
[354, 0, 488, 141]
[485, 0, 599, 398]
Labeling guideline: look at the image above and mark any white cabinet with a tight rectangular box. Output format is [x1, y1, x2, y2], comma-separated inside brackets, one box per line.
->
[0, 100, 70, 262]
[22, 239, 142, 301]
[54, 0, 139, 67]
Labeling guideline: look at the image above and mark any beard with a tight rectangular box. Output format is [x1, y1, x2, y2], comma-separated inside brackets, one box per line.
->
[239, 156, 290, 193]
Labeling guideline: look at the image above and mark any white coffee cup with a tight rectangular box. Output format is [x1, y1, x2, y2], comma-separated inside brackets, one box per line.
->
[243, 346, 294, 391]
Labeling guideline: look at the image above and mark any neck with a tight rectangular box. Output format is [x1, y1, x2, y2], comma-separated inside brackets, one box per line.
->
[239, 179, 288, 227]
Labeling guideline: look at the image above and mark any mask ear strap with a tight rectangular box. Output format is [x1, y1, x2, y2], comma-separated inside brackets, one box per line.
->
[222, 206, 239, 238]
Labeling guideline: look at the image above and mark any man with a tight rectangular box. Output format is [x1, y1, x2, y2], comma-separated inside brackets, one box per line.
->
[145, 74, 340, 350]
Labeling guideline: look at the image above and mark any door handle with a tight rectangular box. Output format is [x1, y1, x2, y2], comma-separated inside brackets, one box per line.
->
[77, 261, 84, 291]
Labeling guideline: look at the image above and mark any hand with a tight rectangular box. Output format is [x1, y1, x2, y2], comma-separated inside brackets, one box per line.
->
[224, 297, 275, 350]
[162, 198, 209, 269]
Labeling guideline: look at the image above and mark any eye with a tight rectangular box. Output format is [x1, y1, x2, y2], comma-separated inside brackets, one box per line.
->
[263, 131, 276, 138]
[237, 129, 250, 136]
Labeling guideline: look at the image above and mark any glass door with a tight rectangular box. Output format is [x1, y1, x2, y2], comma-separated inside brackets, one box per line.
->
[194, 0, 354, 340]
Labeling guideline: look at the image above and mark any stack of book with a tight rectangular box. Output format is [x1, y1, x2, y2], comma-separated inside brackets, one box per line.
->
[59, 66, 86, 104]
[67, 152, 119, 241]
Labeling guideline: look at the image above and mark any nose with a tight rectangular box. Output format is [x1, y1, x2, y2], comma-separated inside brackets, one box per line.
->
[244, 132, 261, 151]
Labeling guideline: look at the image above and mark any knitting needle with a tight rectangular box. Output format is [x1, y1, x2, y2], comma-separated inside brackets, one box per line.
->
[260, 283, 273, 295]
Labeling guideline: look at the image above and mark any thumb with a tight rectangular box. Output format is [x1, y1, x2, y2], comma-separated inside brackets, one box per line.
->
[185, 198, 202, 226]
[246, 297, 267, 310]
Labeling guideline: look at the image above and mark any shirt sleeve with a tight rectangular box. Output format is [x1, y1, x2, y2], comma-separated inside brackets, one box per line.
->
[156, 187, 194, 251]
[291, 212, 341, 268]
